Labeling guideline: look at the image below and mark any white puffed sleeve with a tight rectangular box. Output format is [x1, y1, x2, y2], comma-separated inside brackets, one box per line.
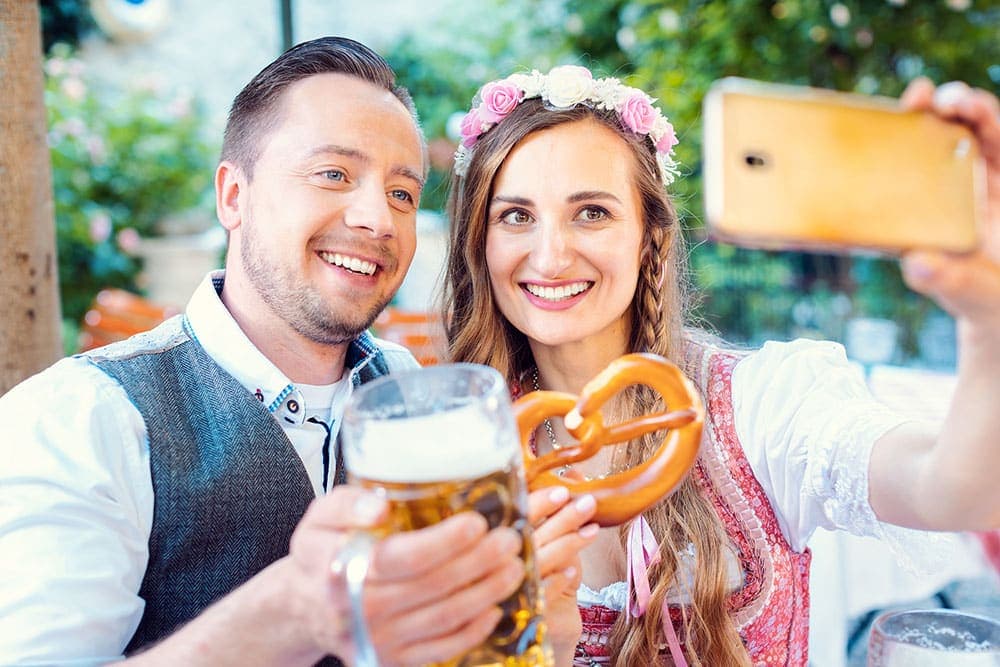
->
[730, 339, 943, 559]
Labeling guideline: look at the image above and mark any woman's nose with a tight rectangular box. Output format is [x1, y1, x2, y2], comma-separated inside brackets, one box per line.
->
[530, 221, 573, 278]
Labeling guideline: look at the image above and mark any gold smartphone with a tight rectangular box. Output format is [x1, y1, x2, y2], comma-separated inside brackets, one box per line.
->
[702, 77, 986, 255]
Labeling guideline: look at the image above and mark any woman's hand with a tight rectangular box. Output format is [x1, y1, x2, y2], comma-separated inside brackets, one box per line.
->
[899, 78, 1000, 335]
[870, 80, 1000, 531]
[528, 486, 599, 665]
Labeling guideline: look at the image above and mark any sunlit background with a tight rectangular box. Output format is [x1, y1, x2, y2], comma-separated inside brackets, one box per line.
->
[30, 1, 1000, 665]
[43, 0, 999, 367]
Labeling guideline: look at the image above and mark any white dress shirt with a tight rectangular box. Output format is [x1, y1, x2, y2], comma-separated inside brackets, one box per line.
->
[0, 272, 416, 665]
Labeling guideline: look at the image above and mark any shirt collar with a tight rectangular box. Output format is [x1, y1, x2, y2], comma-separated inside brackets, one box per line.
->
[183, 270, 388, 412]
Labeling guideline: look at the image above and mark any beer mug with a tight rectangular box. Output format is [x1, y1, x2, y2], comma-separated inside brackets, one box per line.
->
[868, 609, 1000, 666]
[339, 363, 552, 667]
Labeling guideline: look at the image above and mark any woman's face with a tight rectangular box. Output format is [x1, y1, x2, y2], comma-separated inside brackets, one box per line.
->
[485, 118, 645, 351]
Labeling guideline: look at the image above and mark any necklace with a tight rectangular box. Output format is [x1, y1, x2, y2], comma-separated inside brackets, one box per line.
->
[531, 366, 617, 482]
[531, 366, 561, 450]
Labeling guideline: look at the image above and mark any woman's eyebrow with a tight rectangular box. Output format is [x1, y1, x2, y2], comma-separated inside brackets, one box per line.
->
[490, 195, 534, 207]
[567, 190, 622, 204]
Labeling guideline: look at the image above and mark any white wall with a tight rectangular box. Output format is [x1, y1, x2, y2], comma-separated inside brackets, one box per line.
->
[78, 0, 460, 137]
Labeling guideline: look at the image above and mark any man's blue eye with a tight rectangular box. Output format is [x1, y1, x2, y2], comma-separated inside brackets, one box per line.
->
[391, 189, 413, 203]
[322, 170, 345, 181]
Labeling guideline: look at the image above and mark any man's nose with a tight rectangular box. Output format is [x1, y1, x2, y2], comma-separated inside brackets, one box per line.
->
[343, 182, 394, 238]
[530, 220, 573, 278]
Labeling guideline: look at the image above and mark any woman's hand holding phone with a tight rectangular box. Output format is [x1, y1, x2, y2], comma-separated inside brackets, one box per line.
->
[898, 78, 1000, 333]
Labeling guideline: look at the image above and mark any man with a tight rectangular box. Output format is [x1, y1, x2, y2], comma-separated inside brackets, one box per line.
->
[0, 37, 527, 666]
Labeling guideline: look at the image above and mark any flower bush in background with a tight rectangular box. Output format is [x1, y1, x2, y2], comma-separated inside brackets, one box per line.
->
[45, 43, 215, 339]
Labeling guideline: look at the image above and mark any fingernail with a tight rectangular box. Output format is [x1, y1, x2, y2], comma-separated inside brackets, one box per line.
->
[507, 559, 526, 583]
[461, 512, 489, 540]
[548, 486, 570, 504]
[574, 494, 596, 514]
[563, 565, 577, 579]
[501, 528, 522, 554]
[353, 493, 385, 525]
[902, 252, 938, 282]
[934, 81, 967, 109]
[579, 523, 600, 539]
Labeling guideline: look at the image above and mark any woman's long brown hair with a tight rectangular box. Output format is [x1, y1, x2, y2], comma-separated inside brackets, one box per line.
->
[442, 99, 751, 665]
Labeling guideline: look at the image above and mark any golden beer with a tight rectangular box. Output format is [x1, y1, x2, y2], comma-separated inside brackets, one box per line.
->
[341, 363, 554, 667]
[353, 464, 553, 667]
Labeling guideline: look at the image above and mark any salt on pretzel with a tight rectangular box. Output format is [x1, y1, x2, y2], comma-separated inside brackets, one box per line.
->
[513, 353, 704, 527]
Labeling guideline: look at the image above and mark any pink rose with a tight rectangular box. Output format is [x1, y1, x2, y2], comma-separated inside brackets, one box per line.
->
[460, 107, 484, 148]
[619, 93, 657, 134]
[478, 80, 523, 123]
[117, 227, 141, 254]
[655, 121, 679, 153]
[89, 212, 111, 244]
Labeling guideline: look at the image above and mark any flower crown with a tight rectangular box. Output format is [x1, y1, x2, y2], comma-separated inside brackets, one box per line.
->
[453, 65, 680, 185]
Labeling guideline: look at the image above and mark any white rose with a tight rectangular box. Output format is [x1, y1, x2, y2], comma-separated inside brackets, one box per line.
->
[544, 65, 594, 109]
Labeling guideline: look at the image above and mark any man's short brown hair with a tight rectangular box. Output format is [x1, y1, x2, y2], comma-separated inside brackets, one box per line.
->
[221, 36, 420, 178]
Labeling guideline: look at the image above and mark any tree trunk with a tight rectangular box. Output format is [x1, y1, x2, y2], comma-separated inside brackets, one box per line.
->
[0, 2, 62, 395]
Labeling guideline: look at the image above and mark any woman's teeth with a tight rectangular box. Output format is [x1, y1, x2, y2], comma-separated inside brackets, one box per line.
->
[524, 281, 590, 301]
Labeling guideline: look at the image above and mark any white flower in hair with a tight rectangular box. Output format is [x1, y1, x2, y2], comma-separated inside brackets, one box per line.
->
[506, 71, 545, 99]
[543, 65, 595, 109]
[591, 76, 626, 111]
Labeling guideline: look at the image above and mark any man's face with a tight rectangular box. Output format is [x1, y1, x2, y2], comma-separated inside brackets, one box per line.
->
[228, 73, 423, 346]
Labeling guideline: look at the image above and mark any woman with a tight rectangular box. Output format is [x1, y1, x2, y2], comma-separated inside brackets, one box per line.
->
[442, 65, 1000, 666]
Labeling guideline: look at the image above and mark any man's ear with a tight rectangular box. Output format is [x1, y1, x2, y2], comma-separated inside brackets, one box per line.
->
[216, 161, 245, 232]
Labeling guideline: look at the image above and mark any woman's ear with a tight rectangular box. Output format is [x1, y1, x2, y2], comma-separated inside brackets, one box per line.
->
[215, 161, 244, 232]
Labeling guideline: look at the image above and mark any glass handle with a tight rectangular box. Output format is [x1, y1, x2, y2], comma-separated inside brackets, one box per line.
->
[338, 532, 378, 666]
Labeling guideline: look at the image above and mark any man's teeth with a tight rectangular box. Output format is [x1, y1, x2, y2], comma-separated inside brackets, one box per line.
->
[524, 281, 590, 301]
[321, 252, 376, 276]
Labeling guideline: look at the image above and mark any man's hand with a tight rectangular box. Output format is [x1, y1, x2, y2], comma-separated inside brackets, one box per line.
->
[288, 485, 526, 666]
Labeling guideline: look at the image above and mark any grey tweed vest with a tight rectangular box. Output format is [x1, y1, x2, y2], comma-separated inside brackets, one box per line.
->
[85, 314, 393, 664]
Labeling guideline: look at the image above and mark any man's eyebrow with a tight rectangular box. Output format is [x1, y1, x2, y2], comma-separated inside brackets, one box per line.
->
[306, 144, 424, 189]
[306, 144, 367, 161]
[393, 165, 425, 190]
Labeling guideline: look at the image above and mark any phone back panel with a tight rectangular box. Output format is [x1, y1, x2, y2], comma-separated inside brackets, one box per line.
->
[703, 79, 984, 254]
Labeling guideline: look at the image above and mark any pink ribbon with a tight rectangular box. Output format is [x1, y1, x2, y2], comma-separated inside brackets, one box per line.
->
[626, 516, 689, 667]
[627, 515, 661, 618]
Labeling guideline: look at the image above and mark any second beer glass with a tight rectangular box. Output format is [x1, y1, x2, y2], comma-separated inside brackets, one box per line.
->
[340, 363, 553, 667]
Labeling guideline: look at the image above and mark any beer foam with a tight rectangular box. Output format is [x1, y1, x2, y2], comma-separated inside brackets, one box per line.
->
[346, 401, 516, 483]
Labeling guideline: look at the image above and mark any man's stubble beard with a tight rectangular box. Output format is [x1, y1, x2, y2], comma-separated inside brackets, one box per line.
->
[240, 215, 392, 346]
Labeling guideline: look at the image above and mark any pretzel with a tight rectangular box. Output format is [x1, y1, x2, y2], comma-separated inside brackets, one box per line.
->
[513, 353, 704, 527]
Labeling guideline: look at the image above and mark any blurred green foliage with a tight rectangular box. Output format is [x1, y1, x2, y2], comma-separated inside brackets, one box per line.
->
[45, 44, 214, 338]
[390, 0, 998, 364]
[566, 0, 997, 354]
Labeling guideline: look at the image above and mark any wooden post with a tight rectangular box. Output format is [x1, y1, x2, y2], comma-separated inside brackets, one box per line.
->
[0, 2, 63, 395]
